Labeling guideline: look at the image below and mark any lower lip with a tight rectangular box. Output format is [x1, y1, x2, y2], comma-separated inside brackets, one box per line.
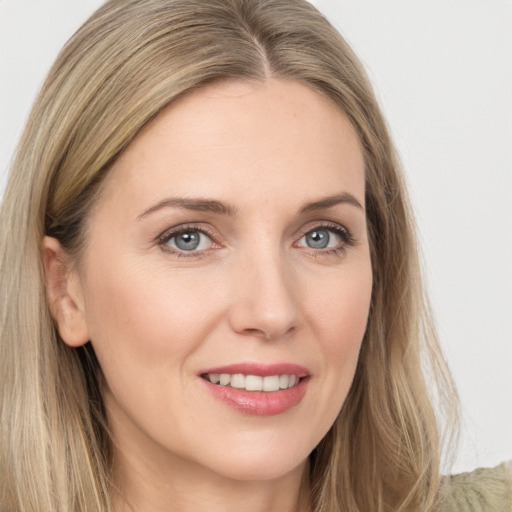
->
[201, 377, 309, 416]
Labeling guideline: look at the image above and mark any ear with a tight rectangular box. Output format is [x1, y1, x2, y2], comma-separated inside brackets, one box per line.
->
[41, 236, 90, 347]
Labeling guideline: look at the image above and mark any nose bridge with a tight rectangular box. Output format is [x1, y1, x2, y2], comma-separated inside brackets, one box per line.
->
[229, 241, 299, 341]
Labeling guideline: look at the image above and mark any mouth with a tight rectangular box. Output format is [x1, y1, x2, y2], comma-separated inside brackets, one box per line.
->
[201, 373, 303, 392]
[199, 363, 310, 416]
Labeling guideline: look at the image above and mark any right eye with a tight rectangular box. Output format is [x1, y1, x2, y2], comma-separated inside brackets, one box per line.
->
[160, 227, 215, 254]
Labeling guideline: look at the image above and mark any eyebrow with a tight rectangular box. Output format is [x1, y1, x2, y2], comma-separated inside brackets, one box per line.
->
[137, 197, 238, 220]
[137, 191, 364, 221]
[298, 192, 364, 214]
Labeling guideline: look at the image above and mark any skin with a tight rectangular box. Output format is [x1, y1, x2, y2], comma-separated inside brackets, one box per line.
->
[43, 79, 373, 512]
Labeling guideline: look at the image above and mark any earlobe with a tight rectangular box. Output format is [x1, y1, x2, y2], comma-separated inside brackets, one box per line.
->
[41, 236, 90, 347]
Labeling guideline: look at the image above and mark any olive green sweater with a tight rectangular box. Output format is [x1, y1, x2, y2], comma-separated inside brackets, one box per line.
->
[439, 462, 512, 511]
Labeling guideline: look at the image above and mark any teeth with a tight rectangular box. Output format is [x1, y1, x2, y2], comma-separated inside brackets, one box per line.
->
[262, 375, 280, 392]
[219, 373, 231, 386]
[207, 373, 301, 391]
[246, 375, 263, 391]
[230, 374, 245, 389]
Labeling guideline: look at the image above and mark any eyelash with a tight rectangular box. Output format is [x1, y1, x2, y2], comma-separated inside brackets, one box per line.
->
[295, 222, 356, 258]
[157, 223, 218, 258]
[156, 222, 356, 258]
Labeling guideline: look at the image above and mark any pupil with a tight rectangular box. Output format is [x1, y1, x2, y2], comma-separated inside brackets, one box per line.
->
[306, 230, 329, 249]
[175, 231, 200, 251]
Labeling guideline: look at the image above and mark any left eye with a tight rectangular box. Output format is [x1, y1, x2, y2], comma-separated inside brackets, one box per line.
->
[298, 228, 342, 250]
[166, 229, 213, 252]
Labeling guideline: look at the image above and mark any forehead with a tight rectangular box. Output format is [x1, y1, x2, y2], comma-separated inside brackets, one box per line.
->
[97, 78, 365, 216]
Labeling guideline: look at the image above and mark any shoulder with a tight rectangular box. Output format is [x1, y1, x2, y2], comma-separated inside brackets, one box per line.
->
[438, 461, 512, 512]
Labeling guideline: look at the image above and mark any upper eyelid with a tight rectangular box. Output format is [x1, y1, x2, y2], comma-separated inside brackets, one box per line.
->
[157, 223, 217, 242]
[295, 220, 351, 237]
[157, 220, 348, 235]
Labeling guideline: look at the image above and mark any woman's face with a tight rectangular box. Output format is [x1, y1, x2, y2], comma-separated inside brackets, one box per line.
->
[61, 79, 372, 482]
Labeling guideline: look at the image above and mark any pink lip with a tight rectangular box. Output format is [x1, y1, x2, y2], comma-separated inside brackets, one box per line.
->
[199, 362, 310, 416]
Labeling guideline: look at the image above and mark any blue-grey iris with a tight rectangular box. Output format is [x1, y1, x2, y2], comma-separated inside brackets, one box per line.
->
[175, 231, 201, 251]
[306, 229, 329, 249]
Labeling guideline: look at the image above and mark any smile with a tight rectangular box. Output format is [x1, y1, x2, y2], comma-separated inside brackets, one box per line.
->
[202, 373, 301, 392]
[199, 363, 310, 416]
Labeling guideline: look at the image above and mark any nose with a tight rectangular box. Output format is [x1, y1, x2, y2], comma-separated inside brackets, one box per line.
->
[228, 248, 299, 341]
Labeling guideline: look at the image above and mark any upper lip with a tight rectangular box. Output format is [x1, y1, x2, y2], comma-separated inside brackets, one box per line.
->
[200, 362, 309, 378]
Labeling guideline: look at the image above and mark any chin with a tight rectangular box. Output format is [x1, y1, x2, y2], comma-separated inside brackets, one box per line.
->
[192, 434, 313, 482]
[209, 455, 308, 483]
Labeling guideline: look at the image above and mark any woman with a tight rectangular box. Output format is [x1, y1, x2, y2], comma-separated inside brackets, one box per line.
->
[0, 1, 510, 511]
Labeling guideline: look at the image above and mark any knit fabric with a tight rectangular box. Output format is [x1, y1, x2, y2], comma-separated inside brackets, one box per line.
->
[439, 462, 512, 512]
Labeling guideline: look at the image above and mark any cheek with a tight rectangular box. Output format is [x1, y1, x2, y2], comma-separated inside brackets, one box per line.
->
[312, 260, 372, 354]
[80, 260, 231, 453]
[304, 259, 372, 425]
[81, 260, 225, 381]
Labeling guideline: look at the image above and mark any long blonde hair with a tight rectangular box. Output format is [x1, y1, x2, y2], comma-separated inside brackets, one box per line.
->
[0, 1, 458, 510]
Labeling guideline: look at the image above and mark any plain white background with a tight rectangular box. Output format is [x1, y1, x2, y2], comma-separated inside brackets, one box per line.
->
[1, 0, 511, 474]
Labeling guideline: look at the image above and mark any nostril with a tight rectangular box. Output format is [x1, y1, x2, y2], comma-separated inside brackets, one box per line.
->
[238, 326, 295, 342]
